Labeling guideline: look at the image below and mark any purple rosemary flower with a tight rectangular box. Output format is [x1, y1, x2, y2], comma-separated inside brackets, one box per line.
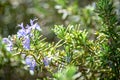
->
[26, 25, 32, 34]
[17, 29, 26, 38]
[30, 19, 42, 31]
[18, 23, 25, 29]
[3, 38, 11, 44]
[31, 23, 41, 31]
[23, 36, 30, 50]
[17, 23, 26, 38]
[43, 57, 52, 66]
[2, 38, 13, 51]
[25, 56, 36, 70]
[30, 19, 38, 25]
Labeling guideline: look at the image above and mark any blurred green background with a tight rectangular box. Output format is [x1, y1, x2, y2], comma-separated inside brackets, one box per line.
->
[0, 0, 120, 40]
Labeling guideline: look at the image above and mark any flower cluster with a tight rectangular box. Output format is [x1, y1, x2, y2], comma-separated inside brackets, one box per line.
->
[17, 19, 41, 50]
[17, 19, 41, 70]
[2, 19, 41, 71]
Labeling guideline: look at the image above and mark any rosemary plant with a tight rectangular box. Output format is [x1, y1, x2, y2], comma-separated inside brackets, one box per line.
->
[96, 0, 120, 79]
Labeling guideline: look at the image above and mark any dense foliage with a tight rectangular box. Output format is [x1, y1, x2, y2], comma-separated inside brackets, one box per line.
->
[0, 0, 120, 80]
